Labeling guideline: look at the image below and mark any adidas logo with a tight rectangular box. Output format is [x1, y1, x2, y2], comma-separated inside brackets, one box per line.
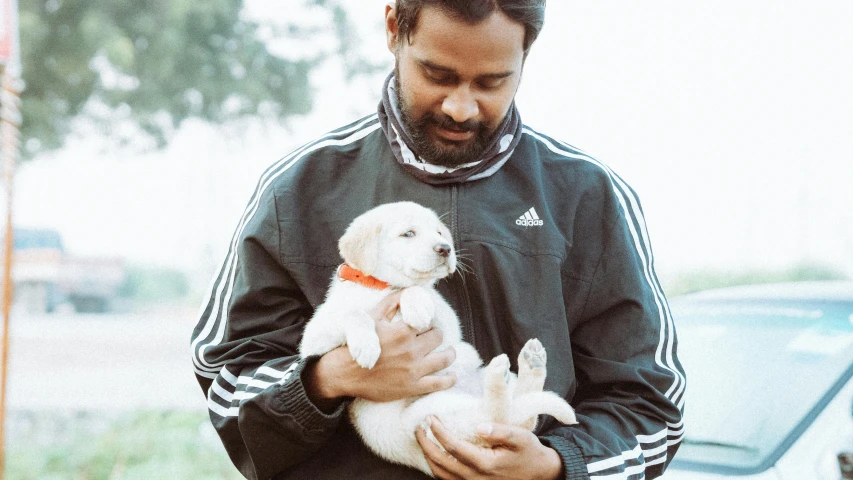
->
[516, 207, 544, 227]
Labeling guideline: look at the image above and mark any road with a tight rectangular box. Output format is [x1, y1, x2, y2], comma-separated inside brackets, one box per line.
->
[4, 309, 207, 411]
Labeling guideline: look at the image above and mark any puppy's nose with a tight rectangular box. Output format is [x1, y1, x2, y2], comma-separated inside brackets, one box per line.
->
[434, 243, 452, 258]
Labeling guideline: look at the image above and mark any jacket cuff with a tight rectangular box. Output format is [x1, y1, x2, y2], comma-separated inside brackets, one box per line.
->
[539, 435, 589, 480]
[272, 357, 349, 434]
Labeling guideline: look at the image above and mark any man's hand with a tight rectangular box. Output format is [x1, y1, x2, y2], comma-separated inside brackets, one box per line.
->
[303, 291, 457, 408]
[416, 416, 564, 480]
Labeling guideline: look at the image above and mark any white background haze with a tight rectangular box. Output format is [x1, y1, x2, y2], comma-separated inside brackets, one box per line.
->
[10, 1, 853, 294]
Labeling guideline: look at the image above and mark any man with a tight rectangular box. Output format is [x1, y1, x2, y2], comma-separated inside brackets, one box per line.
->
[190, 1, 686, 479]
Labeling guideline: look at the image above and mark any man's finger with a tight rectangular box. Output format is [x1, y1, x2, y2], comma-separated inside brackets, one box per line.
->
[414, 372, 456, 395]
[414, 327, 444, 353]
[369, 291, 402, 322]
[475, 422, 528, 450]
[428, 416, 490, 471]
[424, 458, 461, 480]
[415, 426, 466, 480]
[418, 346, 456, 377]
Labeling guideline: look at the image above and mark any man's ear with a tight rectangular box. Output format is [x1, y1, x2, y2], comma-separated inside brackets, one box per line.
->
[339, 216, 382, 276]
[385, 3, 400, 53]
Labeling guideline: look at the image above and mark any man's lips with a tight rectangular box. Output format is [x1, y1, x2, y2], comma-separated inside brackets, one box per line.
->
[433, 125, 476, 142]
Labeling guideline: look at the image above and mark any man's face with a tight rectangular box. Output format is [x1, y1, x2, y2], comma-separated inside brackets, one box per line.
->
[386, 5, 526, 167]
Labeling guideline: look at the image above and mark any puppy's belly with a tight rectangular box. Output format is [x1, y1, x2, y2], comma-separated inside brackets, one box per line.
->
[350, 391, 486, 474]
[348, 345, 487, 474]
[439, 341, 484, 395]
[451, 366, 485, 398]
[403, 390, 491, 446]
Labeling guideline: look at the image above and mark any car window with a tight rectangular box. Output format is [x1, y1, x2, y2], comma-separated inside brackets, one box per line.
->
[671, 299, 853, 473]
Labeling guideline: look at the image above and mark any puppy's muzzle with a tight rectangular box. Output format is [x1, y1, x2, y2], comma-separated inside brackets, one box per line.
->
[434, 243, 452, 258]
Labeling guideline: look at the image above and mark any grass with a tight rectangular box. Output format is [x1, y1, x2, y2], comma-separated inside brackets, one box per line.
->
[5, 410, 244, 480]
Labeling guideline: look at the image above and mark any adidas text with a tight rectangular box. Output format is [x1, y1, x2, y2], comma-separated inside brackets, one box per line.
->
[516, 218, 543, 227]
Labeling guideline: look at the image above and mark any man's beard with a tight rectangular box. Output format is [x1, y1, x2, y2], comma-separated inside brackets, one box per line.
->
[394, 74, 500, 168]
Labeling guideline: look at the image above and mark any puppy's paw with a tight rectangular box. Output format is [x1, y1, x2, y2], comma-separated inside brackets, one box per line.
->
[484, 353, 511, 387]
[347, 330, 382, 369]
[520, 338, 547, 371]
[400, 286, 435, 332]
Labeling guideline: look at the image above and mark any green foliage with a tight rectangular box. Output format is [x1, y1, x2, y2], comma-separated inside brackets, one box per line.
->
[665, 263, 849, 297]
[117, 266, 190, 302]
[17, 0, 335, 158]
[6, 410, 243, 480]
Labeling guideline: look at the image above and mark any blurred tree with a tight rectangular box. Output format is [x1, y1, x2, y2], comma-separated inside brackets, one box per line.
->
[117, 266, 190, 303]
[664, 263, 849, 296]
[17, 0, 373, 158]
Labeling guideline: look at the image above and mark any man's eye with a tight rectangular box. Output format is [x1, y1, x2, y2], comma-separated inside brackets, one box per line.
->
[401, 231, 415, 238]
[477, 79, 504, 90]
[425, 71, 453, 85]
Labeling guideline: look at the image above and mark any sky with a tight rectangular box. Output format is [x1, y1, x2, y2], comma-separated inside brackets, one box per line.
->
[7, 1, 853, 294]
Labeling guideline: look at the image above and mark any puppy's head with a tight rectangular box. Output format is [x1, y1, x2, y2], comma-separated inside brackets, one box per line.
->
[338, 202, 456, 288]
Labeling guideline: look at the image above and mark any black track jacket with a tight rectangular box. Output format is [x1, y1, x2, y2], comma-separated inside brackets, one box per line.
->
[190, 114, 686, 480]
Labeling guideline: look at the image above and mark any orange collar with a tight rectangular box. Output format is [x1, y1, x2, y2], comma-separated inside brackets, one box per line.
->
[337, 264, 390, 290]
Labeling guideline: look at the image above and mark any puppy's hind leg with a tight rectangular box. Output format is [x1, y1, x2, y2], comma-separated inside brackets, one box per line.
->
[482, 354, 512, 425]
[515, 339, 548, 430]
[515, 339, 547, 397]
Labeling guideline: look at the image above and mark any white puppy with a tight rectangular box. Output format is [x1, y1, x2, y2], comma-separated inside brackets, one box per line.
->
[299, 201, 577, 476]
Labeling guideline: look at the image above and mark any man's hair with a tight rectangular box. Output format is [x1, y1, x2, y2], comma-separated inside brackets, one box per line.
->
[394, 0, 546, 55]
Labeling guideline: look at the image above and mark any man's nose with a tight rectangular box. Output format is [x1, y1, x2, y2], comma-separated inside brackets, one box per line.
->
[441, 85, 478, 123]
[434, 243, 452, 258]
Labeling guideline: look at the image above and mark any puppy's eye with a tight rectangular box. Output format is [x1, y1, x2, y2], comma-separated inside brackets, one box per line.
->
[401, 230, 415, 238]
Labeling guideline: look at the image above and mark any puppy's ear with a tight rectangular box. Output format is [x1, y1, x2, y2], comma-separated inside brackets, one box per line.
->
[338, 215, 382, 275]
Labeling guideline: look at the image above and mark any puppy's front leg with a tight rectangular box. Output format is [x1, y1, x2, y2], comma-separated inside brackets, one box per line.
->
[344, 310, 382, 369]
[399, 286, 435, 332]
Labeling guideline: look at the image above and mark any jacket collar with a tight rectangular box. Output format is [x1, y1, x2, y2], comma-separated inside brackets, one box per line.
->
[377, 72, 521, 185]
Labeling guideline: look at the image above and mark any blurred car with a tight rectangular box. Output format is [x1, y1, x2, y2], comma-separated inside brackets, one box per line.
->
[664, 281, 853, 480]
[8, 228, 125, 314]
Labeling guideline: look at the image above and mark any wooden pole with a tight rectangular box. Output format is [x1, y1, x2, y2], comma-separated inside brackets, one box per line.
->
[0, 65, 21, 480]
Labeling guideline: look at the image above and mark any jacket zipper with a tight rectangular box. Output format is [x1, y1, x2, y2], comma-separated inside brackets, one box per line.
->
[450, 185, 476, 346]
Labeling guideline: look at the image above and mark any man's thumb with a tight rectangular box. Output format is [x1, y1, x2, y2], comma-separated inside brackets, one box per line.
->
[476, 423, 494, 436]
[476, 423, 520, 448]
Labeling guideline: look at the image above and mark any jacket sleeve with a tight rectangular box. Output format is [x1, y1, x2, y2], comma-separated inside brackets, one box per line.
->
[539, 188, 686, 480]
[189, 187, 345, 480]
